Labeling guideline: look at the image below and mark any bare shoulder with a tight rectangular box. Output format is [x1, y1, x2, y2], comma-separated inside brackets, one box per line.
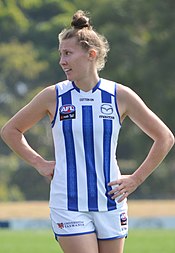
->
[29, 85, 56, 110]
[117, 83, 140, 102]
[116, 83, 144, 122]
[16, 84, 57, 124]
[35, 84, 56, 102]
[31, 84, 57, 120]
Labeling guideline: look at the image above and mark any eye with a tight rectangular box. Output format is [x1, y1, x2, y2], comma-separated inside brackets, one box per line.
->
[58, 50, 72, 58]
[65, 51, 71, 55]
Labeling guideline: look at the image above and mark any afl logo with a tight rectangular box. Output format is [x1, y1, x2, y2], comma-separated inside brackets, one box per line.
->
[101, 104, 113, 115]
[59, 104, 76, 121]
[120, 212, 127, 226]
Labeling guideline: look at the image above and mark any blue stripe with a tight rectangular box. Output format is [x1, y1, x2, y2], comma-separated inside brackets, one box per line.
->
[82, 106, 98, 211]
[92, 79, 101, 92]
[114, 83, 121, 125]
[101, 90, 111, 103]
[62, 92, 78, 211]
[103, 120, 116, 210]
[101, 90, 117, 210]
[51, 85, 59, 128]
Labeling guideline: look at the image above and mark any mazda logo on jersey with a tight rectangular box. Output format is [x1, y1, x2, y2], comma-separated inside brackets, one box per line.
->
[101, 104, 113, 115]
[59, 104, 76, 121]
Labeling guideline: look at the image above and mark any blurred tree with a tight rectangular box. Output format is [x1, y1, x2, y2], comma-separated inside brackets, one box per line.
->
[0, 40, 48, 94]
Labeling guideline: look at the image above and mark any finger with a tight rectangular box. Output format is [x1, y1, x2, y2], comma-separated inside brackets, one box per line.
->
[110, 188, 128, 199]
[108, 187, 119, 196]
[117, 192, 128, 203]
[108, 179, 122, 186]
[108, 184, 124, 195]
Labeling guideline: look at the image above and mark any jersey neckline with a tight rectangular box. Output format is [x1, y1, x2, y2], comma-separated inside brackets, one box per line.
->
[72, 79, 101, 93]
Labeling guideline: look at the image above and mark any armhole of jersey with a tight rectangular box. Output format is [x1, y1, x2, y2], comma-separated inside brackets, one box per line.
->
[114, 83, 122, 126]
[51, 84, 59, 128]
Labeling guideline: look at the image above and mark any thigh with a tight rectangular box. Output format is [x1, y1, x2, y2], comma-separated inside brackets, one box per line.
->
[58, 233, 99, 253]
[98, 238, 125, 253]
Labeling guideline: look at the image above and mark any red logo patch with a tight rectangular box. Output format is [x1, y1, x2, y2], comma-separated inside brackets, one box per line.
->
[57, 223, 64, 229]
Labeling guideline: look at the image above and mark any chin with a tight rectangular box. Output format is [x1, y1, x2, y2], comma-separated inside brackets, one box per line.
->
[66, 74, 73, 81]
[68, 77, 73, 81]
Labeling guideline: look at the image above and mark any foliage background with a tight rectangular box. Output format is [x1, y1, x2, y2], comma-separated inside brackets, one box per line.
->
[0, 0, 174, 201]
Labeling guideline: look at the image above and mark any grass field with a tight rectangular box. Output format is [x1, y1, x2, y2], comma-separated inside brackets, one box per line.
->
[0, 229, 175, 253]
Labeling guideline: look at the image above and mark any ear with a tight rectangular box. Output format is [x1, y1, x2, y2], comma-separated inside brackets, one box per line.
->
[88, 49, 97, 60]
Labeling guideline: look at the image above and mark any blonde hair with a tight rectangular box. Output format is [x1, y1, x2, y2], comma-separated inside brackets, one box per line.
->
[58, 10, 110, 71]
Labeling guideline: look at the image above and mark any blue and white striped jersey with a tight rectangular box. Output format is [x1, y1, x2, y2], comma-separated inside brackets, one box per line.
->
[49, 78, 122, 212]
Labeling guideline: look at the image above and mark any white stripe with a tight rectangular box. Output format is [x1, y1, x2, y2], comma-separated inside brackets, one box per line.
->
[93, 90, 107, 210]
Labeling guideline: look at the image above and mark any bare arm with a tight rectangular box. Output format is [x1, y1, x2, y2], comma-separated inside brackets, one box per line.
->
[109, 85, 174, 202]
[0, 86, 56, 180]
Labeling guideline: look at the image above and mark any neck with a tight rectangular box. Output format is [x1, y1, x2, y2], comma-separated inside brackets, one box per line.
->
[74, 74, 99, 92]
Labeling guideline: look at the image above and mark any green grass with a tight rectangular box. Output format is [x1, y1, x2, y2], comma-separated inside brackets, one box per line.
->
[0, 229, 175, 253]
[0, 230, 62, 253]
[125, 229, 175, 253]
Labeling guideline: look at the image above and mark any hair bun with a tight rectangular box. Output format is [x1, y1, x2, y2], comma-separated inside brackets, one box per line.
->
[71, 10, 91, 29]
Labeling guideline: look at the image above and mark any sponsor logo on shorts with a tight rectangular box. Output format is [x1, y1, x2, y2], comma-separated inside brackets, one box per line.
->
[59, 104, 76, 121]
[57, 223, 64, 229]
[57, 221, 85, 229]
[120, 212, 127, 226]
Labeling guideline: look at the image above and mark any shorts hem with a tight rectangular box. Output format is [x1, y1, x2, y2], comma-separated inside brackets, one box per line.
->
[54, 230, 96, 237]
[98, 234, 128, 240]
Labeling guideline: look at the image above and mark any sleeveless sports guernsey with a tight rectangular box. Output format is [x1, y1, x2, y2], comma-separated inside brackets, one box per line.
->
[49, 78, 122, 212]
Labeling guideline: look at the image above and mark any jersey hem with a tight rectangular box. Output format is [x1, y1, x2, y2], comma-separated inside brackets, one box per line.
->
[49, 205, 118, 212]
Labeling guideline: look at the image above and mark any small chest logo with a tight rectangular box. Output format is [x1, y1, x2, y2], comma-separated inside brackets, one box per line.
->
[101, 104, 113, 115]
[59, 104, 76, 121]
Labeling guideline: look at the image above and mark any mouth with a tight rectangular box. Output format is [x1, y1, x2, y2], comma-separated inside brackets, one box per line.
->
[64, 68, 72, 74]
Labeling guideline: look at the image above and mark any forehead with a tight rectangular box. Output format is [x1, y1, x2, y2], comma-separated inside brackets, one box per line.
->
[59, 37, 80, 51]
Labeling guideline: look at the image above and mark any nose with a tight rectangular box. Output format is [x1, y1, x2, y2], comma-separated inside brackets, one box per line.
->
[59, 55, 67, 67]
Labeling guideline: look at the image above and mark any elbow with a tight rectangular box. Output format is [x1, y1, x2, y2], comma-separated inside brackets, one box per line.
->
[169, 132, 175, 149]
[1, 124, 9, 142]
[0, 123, 13, 143]
[165, 130, 175, 152]
[155, 127, 175, 155]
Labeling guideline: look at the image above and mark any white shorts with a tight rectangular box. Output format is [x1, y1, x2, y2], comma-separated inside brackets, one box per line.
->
[50, 206, 128, 240]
